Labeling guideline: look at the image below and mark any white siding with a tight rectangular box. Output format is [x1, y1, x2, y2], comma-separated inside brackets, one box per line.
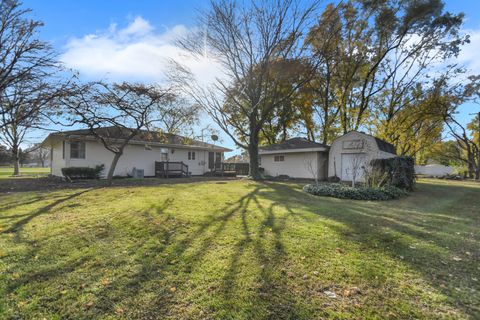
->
[51, 139, 220, 177]
[261, 151, 328, 179]
[51, 140, 66, 176]
[328, 131, 396, 180]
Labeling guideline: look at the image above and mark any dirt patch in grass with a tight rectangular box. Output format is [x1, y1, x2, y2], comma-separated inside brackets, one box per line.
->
[0, 176, 241, 193]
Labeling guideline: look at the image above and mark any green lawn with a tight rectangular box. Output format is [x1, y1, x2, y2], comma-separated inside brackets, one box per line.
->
[0, 167, 50, 179]
[0, 179, 478, 319]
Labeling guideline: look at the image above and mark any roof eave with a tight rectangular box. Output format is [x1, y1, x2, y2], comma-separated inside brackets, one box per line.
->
[259, 147, 329, 154]
[44, 133, 232, 152]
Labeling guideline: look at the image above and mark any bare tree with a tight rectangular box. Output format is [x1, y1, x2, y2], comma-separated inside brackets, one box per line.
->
[0, 78, 66, 174]
[304, 157, 319, 184]
[0, 0, 67, 175]
[346, 153, 367, 188]
[174, 0, 318, 179]
[57, 82, 171, 185]
[344, 139, 373, 187]
[0, 0, 59, 128]
[27, 143, 49, 167]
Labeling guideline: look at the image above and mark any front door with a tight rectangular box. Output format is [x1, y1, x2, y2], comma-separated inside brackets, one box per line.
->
[208, 152, 215, 170]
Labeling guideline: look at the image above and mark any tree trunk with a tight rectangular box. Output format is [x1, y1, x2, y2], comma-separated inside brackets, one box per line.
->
[12, 145, 19, 176]
[106, 152, 122, 185]
[248, 124, 261, 180]
[468, 152, 475, 179]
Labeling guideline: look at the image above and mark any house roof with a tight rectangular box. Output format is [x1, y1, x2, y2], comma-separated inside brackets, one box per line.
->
[339, 131, 396, 155]
[259, 137, 329, 154]
[373, 136, 396, 154]
[42, 126, 232, 152]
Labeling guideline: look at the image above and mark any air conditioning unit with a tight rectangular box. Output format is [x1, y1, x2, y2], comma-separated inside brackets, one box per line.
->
[132, 167, 144, 178]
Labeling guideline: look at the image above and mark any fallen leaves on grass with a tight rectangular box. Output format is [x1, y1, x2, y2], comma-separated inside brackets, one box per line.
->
[343, 287, 362, 297]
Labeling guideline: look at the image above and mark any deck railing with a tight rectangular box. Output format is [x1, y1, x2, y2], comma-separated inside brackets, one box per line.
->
[212, 162, 250, 176]
[155, 161, 189, 178]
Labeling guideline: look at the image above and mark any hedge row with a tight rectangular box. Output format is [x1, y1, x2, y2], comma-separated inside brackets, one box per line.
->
[61, 165, 104, 180]
[303, 183, 407, 201]
[369, 156, 415, 191]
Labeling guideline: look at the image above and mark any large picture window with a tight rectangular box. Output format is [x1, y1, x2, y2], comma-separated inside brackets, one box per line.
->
[70, 141, 86, 159]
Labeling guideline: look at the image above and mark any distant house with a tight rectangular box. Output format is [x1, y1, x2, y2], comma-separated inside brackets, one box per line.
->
[41, 127, 232, 178]
[259, 131, 397, 181]
[414, 164, 454, 176]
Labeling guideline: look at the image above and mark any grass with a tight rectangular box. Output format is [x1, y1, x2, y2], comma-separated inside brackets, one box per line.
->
[0, 178, 478, 319]
[0, 167, 50, 179]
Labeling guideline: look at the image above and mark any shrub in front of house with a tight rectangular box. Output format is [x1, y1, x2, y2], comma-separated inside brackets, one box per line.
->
[303, 183, 406, 201]
[368, 156, 415, 190]
[61, 165, 104, 180]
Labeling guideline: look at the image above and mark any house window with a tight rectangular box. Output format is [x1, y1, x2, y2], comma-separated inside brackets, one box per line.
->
[160, 149, 168, 161]
[258, 156, 261, 166]
[70, 141, 86, 159]
[62, 141, 65, 159]
[188, 151, 195, 160]
[274, 155, 284, 162]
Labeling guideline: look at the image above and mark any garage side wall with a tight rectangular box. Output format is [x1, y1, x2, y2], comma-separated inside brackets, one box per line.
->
[261, 151, 328, 179]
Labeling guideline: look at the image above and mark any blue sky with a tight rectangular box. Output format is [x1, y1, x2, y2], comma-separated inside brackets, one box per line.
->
[21, 0, 480, 154]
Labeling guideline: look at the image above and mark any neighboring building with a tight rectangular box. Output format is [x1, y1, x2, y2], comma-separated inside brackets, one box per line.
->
[259, 131, 397, 181]
[41, 127, 231, 178]
[327, 131, 396, 181]
[414, 164, 454, 176]
[259, 138, 329, 179]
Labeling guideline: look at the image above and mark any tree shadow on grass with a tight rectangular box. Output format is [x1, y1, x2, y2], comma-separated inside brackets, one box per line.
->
[1, 188, 96, 235]
[4, 180, 477, 318]
[108, 185, 269, 318]
[259, 180, 480, 318]
[94, 183, 308, 319]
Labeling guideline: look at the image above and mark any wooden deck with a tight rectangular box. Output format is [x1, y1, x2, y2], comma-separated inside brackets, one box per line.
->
[155, 161, 189, 178]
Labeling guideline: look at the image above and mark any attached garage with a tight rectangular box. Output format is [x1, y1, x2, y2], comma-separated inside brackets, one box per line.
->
[259, 138, 329, 179]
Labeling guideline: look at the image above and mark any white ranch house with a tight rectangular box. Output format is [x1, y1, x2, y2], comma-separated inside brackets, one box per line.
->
[259, 131, 397, 181]
[42, 127, 231, 178]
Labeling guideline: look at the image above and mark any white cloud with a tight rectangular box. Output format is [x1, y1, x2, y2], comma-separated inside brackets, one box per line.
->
[60, 16, 223, 84]
[457, 26, 480, 75]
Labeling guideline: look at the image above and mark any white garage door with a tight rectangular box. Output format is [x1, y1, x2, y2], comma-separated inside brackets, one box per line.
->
[341, 153, 366, 181]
